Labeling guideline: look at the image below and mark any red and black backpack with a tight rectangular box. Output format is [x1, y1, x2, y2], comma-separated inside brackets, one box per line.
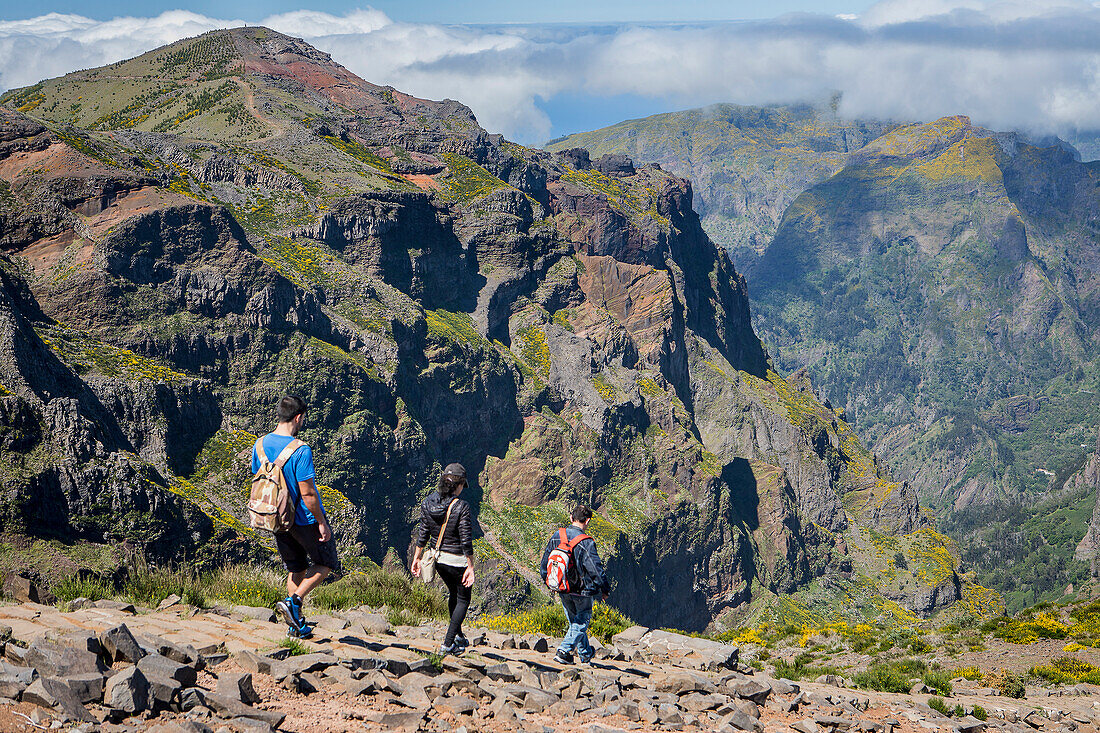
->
[544, 528, 590, 592]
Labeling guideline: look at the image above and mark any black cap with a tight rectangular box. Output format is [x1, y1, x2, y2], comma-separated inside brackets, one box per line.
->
[443, 463, 466, 480]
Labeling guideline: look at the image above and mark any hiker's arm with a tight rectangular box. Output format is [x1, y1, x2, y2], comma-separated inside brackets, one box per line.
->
[411, 503, 429, 575]
[583, 540, 611, 599]
[459, 503, 474, 587]
[539, 536, 554, 581]
[297, 479, 331, 542]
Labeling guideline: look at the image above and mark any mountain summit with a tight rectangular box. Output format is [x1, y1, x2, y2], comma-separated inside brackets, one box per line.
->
[0, 29, 987, 630]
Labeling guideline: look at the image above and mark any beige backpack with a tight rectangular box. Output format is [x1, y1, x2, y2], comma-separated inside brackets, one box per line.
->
[248, 436, 304, 533]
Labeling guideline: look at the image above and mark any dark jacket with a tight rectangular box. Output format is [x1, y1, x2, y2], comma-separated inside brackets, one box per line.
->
[540, 525, 611, 597]
[415, 492, 473, 557]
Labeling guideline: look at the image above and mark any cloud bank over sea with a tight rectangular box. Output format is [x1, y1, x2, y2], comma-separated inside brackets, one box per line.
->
[3, 1, 1100, 144]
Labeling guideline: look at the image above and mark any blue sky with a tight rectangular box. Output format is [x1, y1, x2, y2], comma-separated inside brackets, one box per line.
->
[3, 1, 1100, 146]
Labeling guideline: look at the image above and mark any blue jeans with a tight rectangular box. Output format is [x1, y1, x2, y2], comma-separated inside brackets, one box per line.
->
[558, 593, 594, 660]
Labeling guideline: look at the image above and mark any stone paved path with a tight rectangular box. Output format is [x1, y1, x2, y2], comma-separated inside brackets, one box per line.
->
[0, 602, 1096, 733]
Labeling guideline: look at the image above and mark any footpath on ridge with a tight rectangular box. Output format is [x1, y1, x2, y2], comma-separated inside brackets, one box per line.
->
[0, 601, 1093, 733]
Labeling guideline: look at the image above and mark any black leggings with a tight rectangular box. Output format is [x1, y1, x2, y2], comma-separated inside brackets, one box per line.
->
[436, 563, 471, 646]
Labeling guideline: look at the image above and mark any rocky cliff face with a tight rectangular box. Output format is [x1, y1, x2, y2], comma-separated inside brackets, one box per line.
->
[1073, 445, 1100, 569]
[0, 29, 976, 629]
[552, 109, 1100, 606]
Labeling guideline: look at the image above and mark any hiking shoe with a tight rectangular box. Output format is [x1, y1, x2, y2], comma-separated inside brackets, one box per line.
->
[439, 643, 461, 656]
[286, 624, 313, 639]
[453, 633, 469, 649]
[275, 597, 297, 628]
[288, 594, 305, 626]
[553, 650, 574, 665]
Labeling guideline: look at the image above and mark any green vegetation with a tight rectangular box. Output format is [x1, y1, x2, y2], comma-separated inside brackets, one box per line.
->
[481, 601, 632, 644]
[593, 372, 615, 402]
[425, 309, 486, 347]
[308, 569, 448, 622]
[559, 167, 663, 223]
[151, 81, 236, 132]
[986, 669, 1027, 698]
[47, 562, 285, 610]
[190, 430, 256, 482]
[38, 326, 193, 383]
[440, 153, 510, 203]
[52, 575, 113, 604]
[320, 135, 391, 173]
[1029, 656, 1100, 685]
[277, 637, 310, 656]
[852, 659, 951, 696]
[943, 485, 1095, 611]
[517, 325, 551, 379]
[927, 697, 964, 717]
[772, 651, 842, 682]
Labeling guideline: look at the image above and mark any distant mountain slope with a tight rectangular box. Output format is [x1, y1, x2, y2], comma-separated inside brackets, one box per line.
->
[751, 116, 1100, 511]
[551, 108, 1100, 609]
[547, 102, 897, 267]
[0, 29, 990, 630]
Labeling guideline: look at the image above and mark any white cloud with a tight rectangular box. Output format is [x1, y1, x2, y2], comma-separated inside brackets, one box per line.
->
[263, 8, 390, 37]
[3, 3, 1100, 145]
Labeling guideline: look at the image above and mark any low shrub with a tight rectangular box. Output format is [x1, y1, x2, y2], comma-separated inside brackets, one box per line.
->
[952, 666, 982, 680]
[922, 669, 953, 697]
[309, 570, 447, 620]
[928, 697, 950, 716]
[772, 652, 841, 682]
[1029, 657, 1100, 686]
[985, 669, 1026, 698]
[987, 613, 1068, 644]
[277, 638, 309, 656]
[853, 663, 911, 694]
[205, 565, 283, 608]
[481, 601, 630, 644]
[51, 574, 112, 604]
[123, 564, 208, 608]
[972, 705, 987, 721]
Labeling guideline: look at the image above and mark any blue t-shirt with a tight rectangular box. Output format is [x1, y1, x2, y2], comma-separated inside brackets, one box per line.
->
[252, 433, 322, 526]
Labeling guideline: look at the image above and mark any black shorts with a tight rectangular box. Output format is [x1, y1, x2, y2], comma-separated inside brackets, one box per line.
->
[275, 524, 341, 574]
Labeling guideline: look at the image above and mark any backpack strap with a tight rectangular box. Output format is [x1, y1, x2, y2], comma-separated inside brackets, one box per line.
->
[273, 438, 304, 467]
[255, 436, 304, 467]
[565, 533, 591, 551]
[434, 499, 457, 551]
[555, 527, 569, 549]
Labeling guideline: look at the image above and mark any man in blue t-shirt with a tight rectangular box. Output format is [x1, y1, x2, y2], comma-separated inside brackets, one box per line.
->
[252, 395, 340, 638]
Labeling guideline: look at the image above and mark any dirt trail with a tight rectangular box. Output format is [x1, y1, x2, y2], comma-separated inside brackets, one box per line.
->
[232, 77, 288, 139]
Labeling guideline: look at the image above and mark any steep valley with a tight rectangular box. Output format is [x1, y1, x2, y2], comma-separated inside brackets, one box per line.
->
[550, 108, 1100, 610]
[0, 28, 988, 633]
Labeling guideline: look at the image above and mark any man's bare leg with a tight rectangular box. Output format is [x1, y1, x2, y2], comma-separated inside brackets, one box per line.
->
[294, 566, 330, 600]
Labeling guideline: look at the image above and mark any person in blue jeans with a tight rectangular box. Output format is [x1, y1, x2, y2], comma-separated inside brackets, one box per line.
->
[252, 395, 340, 638]
[539, 504, 611, 665]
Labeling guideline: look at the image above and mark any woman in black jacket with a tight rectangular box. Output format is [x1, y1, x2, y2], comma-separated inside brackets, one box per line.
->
[411, 463, 474, 654]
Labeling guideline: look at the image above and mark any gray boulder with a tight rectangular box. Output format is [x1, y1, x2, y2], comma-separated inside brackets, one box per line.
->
[23, 676, 95, 722]
[105, 665, 149, 713]
[216, 672, 261, 705]
[138, 652, 198, 686]
[100, 624, 145, 664]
